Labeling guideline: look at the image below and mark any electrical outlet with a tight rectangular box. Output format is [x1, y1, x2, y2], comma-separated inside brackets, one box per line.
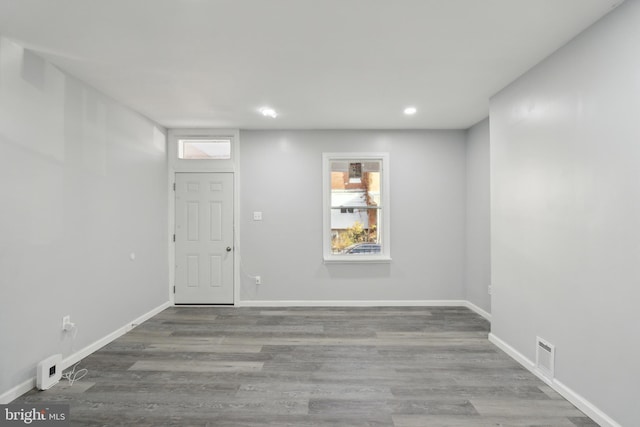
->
[488, 285, 493, 295]
[255, 276, 261, 285]
[62, 315, 71, 330]
[62, 315, 75, 332]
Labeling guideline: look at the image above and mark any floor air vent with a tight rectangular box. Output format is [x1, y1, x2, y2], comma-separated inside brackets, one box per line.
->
[536, 337, 555, 380]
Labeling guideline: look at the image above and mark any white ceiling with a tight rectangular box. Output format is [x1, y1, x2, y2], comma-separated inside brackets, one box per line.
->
[0, 0, 624, 130]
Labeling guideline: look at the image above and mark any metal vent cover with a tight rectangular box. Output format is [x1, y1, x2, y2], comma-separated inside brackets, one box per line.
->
[536, 336, 555, 380]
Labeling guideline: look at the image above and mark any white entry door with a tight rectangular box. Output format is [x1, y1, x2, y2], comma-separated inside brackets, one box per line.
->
[175, 172, 234, 304]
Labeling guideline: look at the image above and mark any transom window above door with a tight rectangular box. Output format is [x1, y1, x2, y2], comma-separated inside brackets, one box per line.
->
[178, 139, 231, 160]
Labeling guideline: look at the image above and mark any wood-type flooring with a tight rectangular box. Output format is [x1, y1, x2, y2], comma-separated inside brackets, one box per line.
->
[15, 306, 597, 426]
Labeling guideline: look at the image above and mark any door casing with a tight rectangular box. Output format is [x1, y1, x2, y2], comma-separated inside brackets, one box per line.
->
[167, 129, 240, 306]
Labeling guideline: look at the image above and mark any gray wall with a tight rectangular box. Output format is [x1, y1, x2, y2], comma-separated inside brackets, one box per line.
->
[239, 130, 467, 302]
[490, 1, 640, 425]
[0, 37, 169, 398]
[464, 119, 491, 314]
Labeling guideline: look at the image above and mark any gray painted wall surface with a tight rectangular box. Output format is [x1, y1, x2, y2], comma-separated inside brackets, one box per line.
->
[464, 119, 491, 313]
[490, 1, 640, 425]
[239, 130, 467, 302]
[0, 38, 169, 397]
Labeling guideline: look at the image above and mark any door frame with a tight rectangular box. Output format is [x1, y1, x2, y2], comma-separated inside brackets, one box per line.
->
[167, 129, 240, 306]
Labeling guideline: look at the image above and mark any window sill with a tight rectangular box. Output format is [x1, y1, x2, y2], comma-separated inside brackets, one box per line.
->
[323, 255, 392, 264]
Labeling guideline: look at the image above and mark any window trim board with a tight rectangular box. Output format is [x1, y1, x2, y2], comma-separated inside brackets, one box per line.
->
[322, 152, 391, 263]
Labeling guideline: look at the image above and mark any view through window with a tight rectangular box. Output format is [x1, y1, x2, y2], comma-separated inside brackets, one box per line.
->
[329, 159, 382, 255]
[178, 139, 231, 160]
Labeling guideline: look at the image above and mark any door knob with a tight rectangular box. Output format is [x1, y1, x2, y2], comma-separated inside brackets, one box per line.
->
[226, 246, 232, 252]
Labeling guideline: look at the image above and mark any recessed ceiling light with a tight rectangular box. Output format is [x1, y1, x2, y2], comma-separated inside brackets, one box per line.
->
[404, 106, 417, 116]
[259, 107, 278, 118]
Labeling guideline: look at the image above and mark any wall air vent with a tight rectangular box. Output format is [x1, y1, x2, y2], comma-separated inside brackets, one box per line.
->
[536, 336, 555, 381]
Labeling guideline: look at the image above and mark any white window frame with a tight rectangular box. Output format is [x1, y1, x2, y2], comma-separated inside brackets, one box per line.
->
[322, 152, 391, 263]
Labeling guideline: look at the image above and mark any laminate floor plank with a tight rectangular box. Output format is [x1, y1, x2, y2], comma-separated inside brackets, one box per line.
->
[129, 360, 265, 373]
[392, 414, 579, 427]
[469, 398, 585, 417]
[12, 306, 596, 426]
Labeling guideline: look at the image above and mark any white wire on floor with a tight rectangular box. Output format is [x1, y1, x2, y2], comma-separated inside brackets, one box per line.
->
[61, 361, 88, 386]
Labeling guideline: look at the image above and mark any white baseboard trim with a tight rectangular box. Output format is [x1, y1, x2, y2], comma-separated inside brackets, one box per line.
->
[552, 379, 621, 427]
[488, 333, 536, 371]
[62, 301, 170, 370]
[489, 333, 621, 427]
[463, 301, 492, 321]
[0, 301, 170, 404]
[0, 378, 36, 405]
[237, 299, 469, 308]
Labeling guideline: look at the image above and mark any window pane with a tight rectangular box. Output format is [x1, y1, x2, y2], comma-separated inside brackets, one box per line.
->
[330, 207, 380, 254]
[330, 160, 381, 208]
[178, 139, 231, 159]
[329, 159, 382, 254]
